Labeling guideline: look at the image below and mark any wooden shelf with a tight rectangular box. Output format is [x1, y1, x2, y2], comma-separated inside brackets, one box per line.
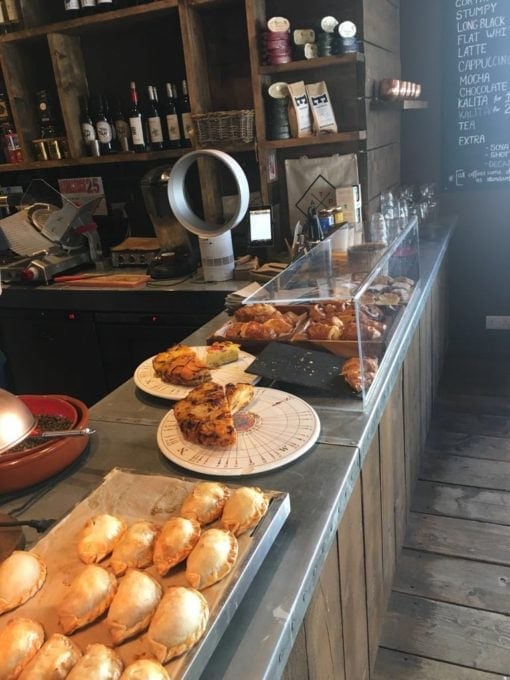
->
[261, 130, 366, 150]
[259, 52, 364, 76]
[371, 99, 429, 111]
[0, 0, 179, 43]
[196, 142, 255, 153]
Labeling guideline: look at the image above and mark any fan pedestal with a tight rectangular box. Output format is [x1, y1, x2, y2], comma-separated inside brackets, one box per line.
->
[0, 512, 25, 561]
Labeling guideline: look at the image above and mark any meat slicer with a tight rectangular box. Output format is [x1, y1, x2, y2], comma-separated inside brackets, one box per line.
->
[0, 179, 103, 284]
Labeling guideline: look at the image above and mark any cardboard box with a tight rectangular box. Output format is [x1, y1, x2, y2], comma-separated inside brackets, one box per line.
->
[335, 185, 362, 223]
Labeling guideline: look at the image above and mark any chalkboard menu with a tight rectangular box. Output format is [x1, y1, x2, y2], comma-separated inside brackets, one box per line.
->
[443, 0, 510, 191]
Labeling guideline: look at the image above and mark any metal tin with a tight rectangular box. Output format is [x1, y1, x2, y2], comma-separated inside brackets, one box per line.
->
[268, 82, 289, 99]
[293, 29, 315, 45]
[338, 20, 357, 38]
[304, 43, 318, 59]
[267, 16, 290, 33]
[320, 16, 339, 33]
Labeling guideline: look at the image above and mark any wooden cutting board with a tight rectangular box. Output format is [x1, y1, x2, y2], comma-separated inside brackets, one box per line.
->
[64, 274, 150, 288]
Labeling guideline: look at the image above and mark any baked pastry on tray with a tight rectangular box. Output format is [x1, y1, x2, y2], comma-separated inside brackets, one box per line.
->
[77, 514, 126, 565]
[110, 520, 160, 577]
[185, 528, 238, 590]
[120, 659, 170, 680]
[18, 633, 82, 680]
[153, 517, 201, 576]
[0, 617, 45, 680]
[58, 565, 117, 635]
[221, 487, 269, 536]
[66, 643, 123, 680]
[107, 569, 162, 645]
[180, 482, 229, 525]
[173, 381, 254, 449]
[0, 551, 47, 615]
[146, 586, 209, 664]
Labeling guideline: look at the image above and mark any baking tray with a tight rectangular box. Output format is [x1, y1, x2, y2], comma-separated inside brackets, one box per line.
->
[3, 468, 290, 679]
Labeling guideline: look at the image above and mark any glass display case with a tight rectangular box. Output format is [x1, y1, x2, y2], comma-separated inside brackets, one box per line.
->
[239, 218, 421, 406]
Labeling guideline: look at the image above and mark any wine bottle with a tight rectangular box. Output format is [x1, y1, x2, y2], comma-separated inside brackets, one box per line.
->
[96, 0, 115, 12]
[80, 0, 96, 15]
[177, 79, 192, 148]
[35, 90, 59, 138]
[112, 97, 130, 152]
[64, 0, 80, 18]
[103, 96, 118, 150]
[0, 0, 22, 32]
[79, 95, 96, 149]
[94, 94, 114, 154]
[128, 81, 146, 152]
[164, 82, 180, 149]
[146, 85, 164, 151]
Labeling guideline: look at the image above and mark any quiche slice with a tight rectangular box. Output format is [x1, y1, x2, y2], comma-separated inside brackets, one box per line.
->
[173, 381, 255, 448]
[160, 353, 211, 387]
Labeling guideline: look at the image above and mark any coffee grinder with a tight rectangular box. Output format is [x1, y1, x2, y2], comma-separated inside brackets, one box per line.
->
[140, 165, 199, 279]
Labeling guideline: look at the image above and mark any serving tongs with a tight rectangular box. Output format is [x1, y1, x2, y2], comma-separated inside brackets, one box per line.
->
[35, 427, 96, 439]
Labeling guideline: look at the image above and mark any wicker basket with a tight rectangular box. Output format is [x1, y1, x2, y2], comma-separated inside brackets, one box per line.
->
[192, 110, 255, 145]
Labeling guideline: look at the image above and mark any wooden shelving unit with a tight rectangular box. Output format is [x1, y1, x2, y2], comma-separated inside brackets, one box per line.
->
[259, 52, 364, 76]
[262, 130, 367, 150]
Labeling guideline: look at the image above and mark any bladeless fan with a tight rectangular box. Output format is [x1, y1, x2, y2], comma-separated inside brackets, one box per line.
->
[167, 149, 250, 282]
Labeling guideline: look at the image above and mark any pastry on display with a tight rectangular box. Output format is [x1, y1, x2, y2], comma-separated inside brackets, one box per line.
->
[153, 517, 201, 576]
[107, 569, 163, 646]
[18, 633, 82, 679]
[152, 345, 211, 387]
[341, 356, 379, 393]
[234, 303, 279, 322]
[185, 528, 238, 590]
[77, 514, 127, 564]
[221, 487, 269, 536]
[66, 643, 123, 680]
[180, 482, 229, 525]
[110, 521, 160, 577]
[0, 551, 47, 615]
[0, 617, 45, 680]
[119, 659, 170, 680]
[217, 304, 302, 342]
[146, 586, 209, 664]
[58, 565, 117, 635]
[173, 381, 255, 448]
[205, 341, 240, 368]
[225, 382, 255, 415]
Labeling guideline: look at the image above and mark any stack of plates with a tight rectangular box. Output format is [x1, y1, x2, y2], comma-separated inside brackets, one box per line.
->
[224, 281, 262, 314]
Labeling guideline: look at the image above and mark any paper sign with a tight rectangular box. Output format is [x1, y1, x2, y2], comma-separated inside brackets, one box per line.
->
[58, 177, 107, 216]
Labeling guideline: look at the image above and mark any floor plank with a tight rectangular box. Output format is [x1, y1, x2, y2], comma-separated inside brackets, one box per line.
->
[374, 648, 505, 679]
[431, 411, 510, 438]
[437, 393, 510, 417]
[420, 454, 510, 492]
[380, 592, 510, 675]
[405, 512, 510, 566]
[393, 549, 510, 615]
[412, 480, 510, 525]
[426, 430, 510, 463]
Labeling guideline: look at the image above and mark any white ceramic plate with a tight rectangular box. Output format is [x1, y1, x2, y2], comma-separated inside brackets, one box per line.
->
[157, 386, 321, 476]
[134, 346, 259, 400]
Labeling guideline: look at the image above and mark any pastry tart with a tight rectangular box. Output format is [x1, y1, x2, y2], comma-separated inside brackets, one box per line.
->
[107, 569, 162, 646]
[0, 617, 45, 680]
[185, 528, 238, 590]
[77, 514, 126, 564]
[153, 517, 200, 576]
[110, 521, 160, 577]
[221, 487, 269, 536]
[0, 551, 47, 615]
[18, 633, 82, 679]
[180, 482, 229, 525]
[66, 643, 123, 680]
[119, 659, 170, 680]
[146, 586, 209, 664]
[58, 565, 117, 635]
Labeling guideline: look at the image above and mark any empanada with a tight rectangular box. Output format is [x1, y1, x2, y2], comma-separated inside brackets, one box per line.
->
[146, 586, 209, 664]
[180, 482, 229, 525]
[18, 633, 82, 679]
[77, 514, 126, 564]
[0, 617, 45, 680]
[153, 517, 200, 576]
[119, 659, 170, 680]
[221, 487, 269, 536]
[0, 551, 47, 615]
[110, 521, 160, 577]
[185, 528, 238, 590]
[58, 565, 117, 635]
[66, 643, 123, 680]
[107, 570, 162, 646]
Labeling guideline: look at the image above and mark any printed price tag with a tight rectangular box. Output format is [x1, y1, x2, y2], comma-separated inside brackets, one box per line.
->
[57, 177, 107, 216]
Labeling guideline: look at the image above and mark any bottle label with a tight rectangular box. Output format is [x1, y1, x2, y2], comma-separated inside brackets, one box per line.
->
[96, 120, 112, 143]
[129, 116, 145, 145]
[81, 122, 96, 143]
[166, 114, 180, 141]
[97, 0, 113, 4]
[148, 116, 164, 143]
[182, 112, 193, 140]
[65, 0, 80, 9]
[81, 0, 96, 7]
[115, 119, 129, 139]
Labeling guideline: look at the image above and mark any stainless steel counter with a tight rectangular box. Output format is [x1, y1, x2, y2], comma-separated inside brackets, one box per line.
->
[0, 225, 453, 680]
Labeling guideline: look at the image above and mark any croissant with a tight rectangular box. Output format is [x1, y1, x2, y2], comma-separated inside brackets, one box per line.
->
[306, 323, 342, 341]
[263, 317, 293, 335]
[223, 322, 247, 340]
[240, 321, 276, 340]
[234, 303, 277, 322]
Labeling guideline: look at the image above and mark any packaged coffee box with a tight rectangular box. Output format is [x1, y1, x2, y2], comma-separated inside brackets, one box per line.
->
[306, 81, 338, 134]
[287, 81, 313, 138]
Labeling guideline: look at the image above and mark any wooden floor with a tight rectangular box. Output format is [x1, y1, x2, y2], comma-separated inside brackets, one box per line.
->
[374, 356, 510, 679]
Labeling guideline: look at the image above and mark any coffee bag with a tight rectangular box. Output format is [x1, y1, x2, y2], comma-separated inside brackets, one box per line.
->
[306, 81, 338, 134]
[287, 81, 313, 138]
